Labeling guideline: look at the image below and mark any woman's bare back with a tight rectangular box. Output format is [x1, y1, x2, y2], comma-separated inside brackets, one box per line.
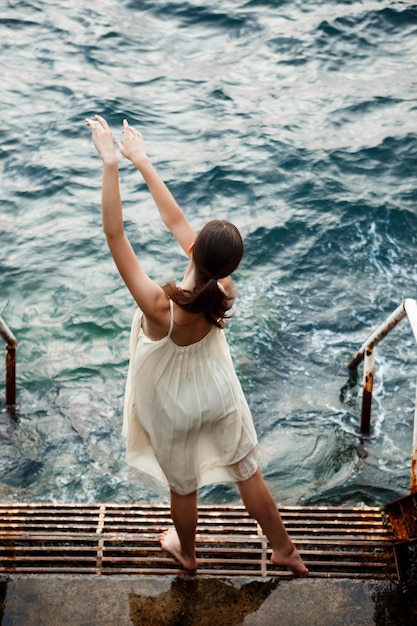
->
[142, 301, 213, 346]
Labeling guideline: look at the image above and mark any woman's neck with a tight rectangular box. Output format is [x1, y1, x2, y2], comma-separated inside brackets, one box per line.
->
[177, 259, 197, 291]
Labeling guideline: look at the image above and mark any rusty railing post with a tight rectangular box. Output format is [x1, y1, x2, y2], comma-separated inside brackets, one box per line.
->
[405, 299, 417, 493]
[361, 347, 375, 435]
[0, 317, 18, 410]
[411, 381, 417, 493]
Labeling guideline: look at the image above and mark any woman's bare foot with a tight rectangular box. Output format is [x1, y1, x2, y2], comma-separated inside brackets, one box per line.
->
[159, 528, 197, 571]
[271, 546, 309, 577]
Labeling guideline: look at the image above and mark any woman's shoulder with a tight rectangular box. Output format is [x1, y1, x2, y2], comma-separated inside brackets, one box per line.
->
[140, 293, 172, 341]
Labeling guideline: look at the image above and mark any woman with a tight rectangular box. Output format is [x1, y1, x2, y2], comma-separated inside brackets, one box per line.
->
[86, 115, 308, 576]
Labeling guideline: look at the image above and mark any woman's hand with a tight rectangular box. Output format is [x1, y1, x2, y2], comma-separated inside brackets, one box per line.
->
[86, 116, 147, 167]
[86, 115, 118, 165]
[116, 119, 148, 166]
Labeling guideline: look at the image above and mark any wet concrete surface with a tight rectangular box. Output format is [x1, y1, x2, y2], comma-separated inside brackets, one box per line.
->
[0, 574, 416, 626]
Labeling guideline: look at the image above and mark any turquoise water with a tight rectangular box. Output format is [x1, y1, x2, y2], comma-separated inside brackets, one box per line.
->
[1, 0, 417, 506]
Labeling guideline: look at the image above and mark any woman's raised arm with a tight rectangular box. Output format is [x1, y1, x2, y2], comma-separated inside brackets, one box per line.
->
[86, 115, 167, 319]
[117, 120, 197, 256]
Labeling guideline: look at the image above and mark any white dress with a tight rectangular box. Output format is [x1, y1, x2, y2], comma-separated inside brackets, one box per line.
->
[123, 300, 258, 495]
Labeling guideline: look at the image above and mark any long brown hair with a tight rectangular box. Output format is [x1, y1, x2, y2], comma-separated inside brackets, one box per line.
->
[163, 220, 244, 328]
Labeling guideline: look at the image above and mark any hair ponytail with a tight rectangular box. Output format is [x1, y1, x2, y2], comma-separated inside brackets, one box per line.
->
[162, 279, 232, 328]
[163, 219, 243, 329]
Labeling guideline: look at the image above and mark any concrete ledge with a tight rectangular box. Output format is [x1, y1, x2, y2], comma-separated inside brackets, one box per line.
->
[1, 574, 415, 626]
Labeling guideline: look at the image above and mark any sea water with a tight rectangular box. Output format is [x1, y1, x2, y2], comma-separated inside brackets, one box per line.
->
[1, 0, 417, 506]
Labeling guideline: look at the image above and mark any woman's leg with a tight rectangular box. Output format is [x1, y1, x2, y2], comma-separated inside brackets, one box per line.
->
[159, 489, 198, 570]
[237, 468, 308, 576]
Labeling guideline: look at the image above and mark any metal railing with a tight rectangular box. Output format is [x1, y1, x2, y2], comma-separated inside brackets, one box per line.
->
[348, 298, 417, 494]
[0, 316, 17, 410]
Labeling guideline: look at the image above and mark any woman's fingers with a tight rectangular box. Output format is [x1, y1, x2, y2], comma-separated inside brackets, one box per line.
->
[123, 119, 133, 135]
[87, 115, 141, 139]
[85, 115, 112, 137]
[86, 116, 108, 135]
[123, 119, 143, 140]
[94, 114, 111, 131]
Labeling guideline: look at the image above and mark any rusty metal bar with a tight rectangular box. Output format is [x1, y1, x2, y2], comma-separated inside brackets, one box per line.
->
[0, 316, 17, 410]
[348, 301, 409, 371]
[348, 299, 417, 490]
[412, 385, 417, 493]
[360, 347, 375, 435]
[405, 300, 417, 492]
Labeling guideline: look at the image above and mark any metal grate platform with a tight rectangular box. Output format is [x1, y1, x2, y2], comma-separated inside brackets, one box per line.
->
[0, 503, 397, 579]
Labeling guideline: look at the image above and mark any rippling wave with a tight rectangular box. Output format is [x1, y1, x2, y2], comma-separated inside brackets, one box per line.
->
[1, 0, 417, 505]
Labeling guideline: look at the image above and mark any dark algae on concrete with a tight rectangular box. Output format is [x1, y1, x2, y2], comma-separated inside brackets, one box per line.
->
[129, 577, 280, 626]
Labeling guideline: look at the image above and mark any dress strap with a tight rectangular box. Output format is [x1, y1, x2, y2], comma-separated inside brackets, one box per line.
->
[167, 299, 175, 338]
